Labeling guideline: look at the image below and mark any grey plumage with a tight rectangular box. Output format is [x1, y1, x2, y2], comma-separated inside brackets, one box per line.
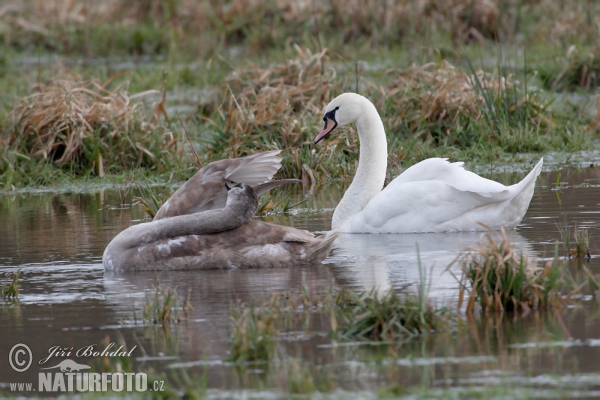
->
[103, 152, 338, 272]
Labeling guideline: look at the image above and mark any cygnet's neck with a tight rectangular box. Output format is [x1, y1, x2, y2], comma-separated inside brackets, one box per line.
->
[332, 100, 387, 229]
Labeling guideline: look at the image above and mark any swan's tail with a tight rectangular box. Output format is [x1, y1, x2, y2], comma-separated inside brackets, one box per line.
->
[504, 157, 543, 228]
[512, 158, 543, 195]
[307, 230, 340, 263]
[524, 157, 543, 183]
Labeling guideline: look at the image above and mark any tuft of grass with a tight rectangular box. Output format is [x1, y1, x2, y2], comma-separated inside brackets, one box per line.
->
[287, 359, 316, 394]
[332, 287, 453, 342]
[256, 188, 307, 216]
[378, 382, 410, 398]
[132, 183, 170, 219]
[4, 72, 183, 179]
[1, 269, 21, 301]
[141, 283, 193, 324]
[380, 59, 551, 154]
[228, 301, 279, 363]
[454, 229, 579, 312]
[197, 47, 345, 177]
[559, 224, 591, 260]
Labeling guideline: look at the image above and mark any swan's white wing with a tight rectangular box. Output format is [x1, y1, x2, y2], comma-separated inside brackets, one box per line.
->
[384, 158, 507, 197]
[347, 181, 505, 232]
[346, 158, 543, 233]
[154, 151, 283, 220]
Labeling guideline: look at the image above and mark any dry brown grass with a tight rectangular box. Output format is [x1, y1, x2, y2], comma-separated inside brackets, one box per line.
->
[527, 0, 599, 45]
[202, 47, 352, 177]
[377, 60, 547, 138]
[221, 47, 334, 145]
[6, 72, 180, 174]
[199, 51, 550, 178]
[418, 0, 499, 44]
[6, 0, 591, 52]
[0, 1, 118, 39]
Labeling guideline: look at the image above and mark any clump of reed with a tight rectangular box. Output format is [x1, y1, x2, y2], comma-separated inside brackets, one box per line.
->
[208, 47, 335, 148]
[287, 359, 317, 394]
[200, 47, 353, 178]
[455, 229, 570, 312]
[332, 288, 453, 341]
[1, 269, 21, 301]
[559, 224, 591, 260]
[256, 188, 306, 216]
[5, 72, 183, 177]
[141, 284, 193, 324]
[132, 183, 170, 219]
[228, 301, 279, 363]
[379, 60, 548, 147]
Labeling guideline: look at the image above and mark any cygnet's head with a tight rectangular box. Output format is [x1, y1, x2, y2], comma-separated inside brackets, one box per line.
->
[314, 93, 373, 144]
[225, 183, 258, 217]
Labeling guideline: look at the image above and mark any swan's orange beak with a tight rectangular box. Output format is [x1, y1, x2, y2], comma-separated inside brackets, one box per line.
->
[314, 117, 337, 144]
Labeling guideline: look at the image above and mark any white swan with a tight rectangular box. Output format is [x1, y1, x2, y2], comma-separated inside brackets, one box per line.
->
[314, 93, 543, 233]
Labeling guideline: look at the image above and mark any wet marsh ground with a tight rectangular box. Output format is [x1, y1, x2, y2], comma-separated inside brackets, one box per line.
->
[1, 1, 600, 188]
[1, 0, 600, 398]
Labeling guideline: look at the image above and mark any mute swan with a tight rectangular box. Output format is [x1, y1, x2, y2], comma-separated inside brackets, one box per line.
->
[103, 183, 339, 271]
[314, 93, 543, 233]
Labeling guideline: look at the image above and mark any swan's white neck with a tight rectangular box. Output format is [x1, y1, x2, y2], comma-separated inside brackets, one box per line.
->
[332, 100, 387, 229]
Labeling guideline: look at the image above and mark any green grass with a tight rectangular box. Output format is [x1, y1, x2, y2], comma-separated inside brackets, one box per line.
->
[228, 301, 279, 363]
[332, 288, 454, 342]
[139, 283, 193, 325]
[1, 269, 21, 301]
[256, 187, 307, 216]
[558, 223, 591, 260]
[454, 229, 596, 312]
[228, 283, 455, 363]
[0, 1, 599, 189]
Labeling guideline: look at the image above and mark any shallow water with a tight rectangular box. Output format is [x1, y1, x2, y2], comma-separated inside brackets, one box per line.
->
[1, 164, 599, 398]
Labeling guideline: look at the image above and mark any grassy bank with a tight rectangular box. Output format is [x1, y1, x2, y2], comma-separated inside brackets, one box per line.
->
[0, 0, 599, 189]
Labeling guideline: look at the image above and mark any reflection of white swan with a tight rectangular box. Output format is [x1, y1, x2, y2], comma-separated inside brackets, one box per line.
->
[314, 93, 543, 233]
[324, 231, 534, 300]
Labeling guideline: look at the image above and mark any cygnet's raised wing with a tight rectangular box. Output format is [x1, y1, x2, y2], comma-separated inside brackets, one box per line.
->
[154, 150, 292, 220]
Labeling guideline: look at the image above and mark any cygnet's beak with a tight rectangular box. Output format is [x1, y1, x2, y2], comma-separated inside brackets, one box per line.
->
[314, 117, 338, 144]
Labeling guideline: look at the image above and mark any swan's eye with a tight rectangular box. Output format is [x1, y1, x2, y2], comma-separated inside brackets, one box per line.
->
[324, 106, 339, 122]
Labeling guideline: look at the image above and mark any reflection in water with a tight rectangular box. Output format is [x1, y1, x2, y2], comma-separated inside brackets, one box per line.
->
[0, 165, 600, 396]
[327, 231, 533, 300]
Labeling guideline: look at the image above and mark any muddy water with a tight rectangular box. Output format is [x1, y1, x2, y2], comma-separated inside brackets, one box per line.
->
[1, 165, 599, 397]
